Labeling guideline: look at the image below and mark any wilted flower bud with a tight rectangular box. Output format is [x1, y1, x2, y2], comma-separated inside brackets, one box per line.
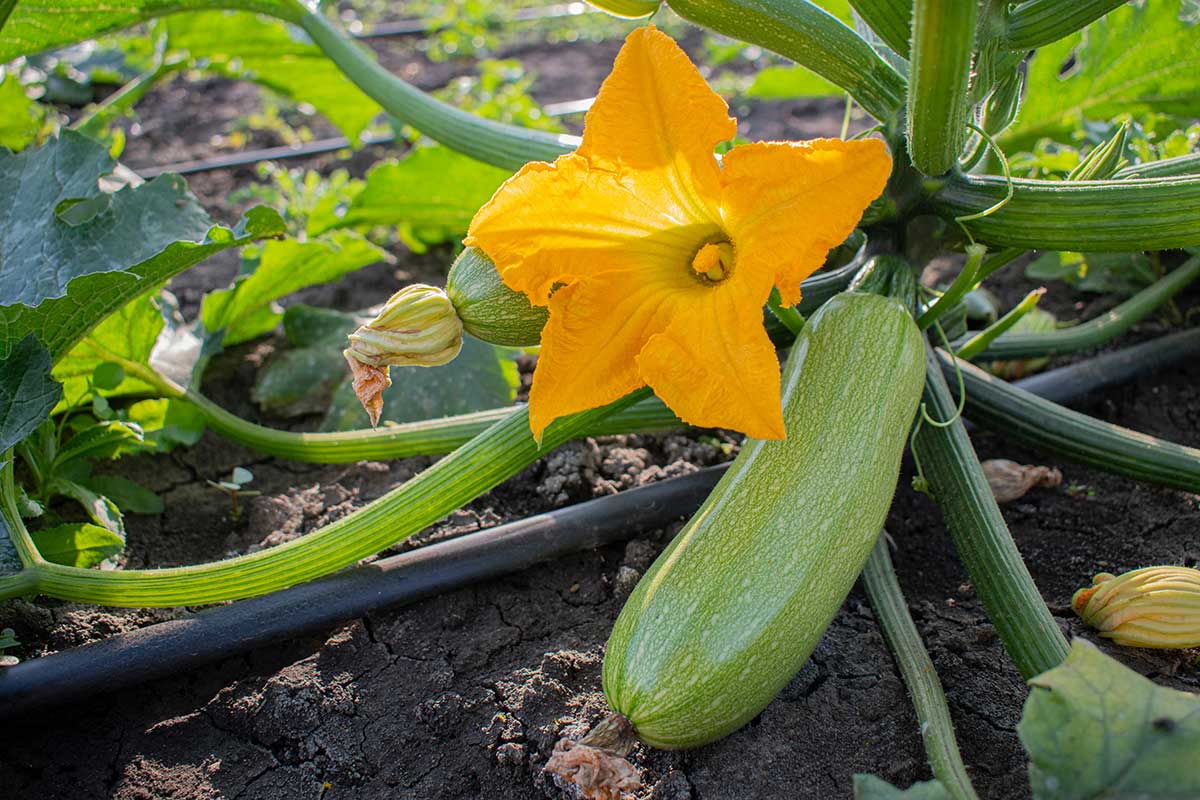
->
[981, 459, 1062, 504]
[1072, 566, 1200, 649]
[344, 284, 464, 426]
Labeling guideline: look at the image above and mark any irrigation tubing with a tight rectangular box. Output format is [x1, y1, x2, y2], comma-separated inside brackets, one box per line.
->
[0, 466, 726, 718]
[0, 330, 1194, 716]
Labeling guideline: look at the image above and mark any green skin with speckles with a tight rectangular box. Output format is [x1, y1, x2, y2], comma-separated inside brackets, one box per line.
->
[602, 292, 926, 750]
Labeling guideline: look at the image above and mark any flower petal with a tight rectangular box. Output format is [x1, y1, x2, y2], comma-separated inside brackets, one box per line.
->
[527, 270, 692, 440]
[465, 155, 717, 304]
[720, 138, 892, 305]
[636, 276, 785, 440]
[576, 25, 735, 225]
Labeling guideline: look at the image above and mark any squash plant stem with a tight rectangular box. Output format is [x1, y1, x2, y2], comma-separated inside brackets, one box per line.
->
[913, 344, 1070, 680]
[862, 537, 980, 800]
[0, 390, 649, 607]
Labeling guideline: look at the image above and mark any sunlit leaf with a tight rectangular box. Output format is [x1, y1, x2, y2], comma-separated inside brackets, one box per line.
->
[745, 65, 840, 100]
[0, 70, 42, 151]
[1019, 639, 1200, 800]
[320, 146, 511, 251]
[82, 475, 163, 515]
[0, 0, 304, 62]
[1005, 3, 1200, 149]
[0, 131, 286, 362]
[29, 522, 123, 568]
[200, 232, 387, 346]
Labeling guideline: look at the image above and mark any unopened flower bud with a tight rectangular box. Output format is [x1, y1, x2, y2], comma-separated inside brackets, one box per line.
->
[344, 284, 464, 426]
[1072, 566, 1200, 649]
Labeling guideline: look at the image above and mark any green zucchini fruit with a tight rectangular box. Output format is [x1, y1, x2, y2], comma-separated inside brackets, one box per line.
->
[602, 292, 926, 749]
[445, 247, 549, 347]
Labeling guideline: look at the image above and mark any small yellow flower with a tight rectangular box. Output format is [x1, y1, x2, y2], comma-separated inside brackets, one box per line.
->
[466, 26, 891, 441]
[1072, 566, 1200, 649]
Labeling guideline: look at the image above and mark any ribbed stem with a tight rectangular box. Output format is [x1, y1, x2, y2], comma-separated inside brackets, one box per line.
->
[940, 352, 1200, 494]
[917, 244, 985, 330]
[907, 0, 977, 175]
[6, 391, 648, 607]
[914, 344, 1070, 680]
[848, 0, 912, 57]
[963, 256, 1200, 360]
[1002, 0, 1127, 50]
[665, 0, 906, 123]
[954, 288, 1044, 361]
[297, 8, 577, 170]
[863, 538, 979, 800]
[1113, 153, 1200, 180]
[930, 173, 1200, 251]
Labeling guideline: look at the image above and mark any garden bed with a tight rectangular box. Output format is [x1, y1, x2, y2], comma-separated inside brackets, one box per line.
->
[1, 10, 1198, 800]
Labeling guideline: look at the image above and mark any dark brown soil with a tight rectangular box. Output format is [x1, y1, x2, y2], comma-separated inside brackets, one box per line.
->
[3, 16, 1200, 800]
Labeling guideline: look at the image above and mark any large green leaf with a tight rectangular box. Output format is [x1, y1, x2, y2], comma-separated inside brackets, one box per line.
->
[164, 11, 382, 140]
[854, 776, 950, 800]
[1005, 2, 1200, 149]
[0, 0, 304, 62]
[0, 336, 62, 456]
[200, 232, 387, 346]
[745, 65, 841, 100]
[0, 131, 286, 361]
[321, 146, 512, 251]
[52, 291, 163, 406]
[1019, 639, 1200, 800]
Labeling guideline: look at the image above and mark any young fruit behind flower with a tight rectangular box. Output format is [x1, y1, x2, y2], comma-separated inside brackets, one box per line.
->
[465, 25, 891, 442]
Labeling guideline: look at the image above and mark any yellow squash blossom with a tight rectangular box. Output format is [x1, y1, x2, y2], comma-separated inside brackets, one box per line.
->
[466, 26, 891, 440]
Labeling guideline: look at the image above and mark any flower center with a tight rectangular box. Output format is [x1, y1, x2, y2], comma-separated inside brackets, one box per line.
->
[690, 240, 735, 284]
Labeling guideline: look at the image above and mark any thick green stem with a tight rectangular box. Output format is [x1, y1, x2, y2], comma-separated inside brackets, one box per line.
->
[4, 391, 647, 606]
[1113, 153, 1200, 181]
[917, 244, 986, 330]
[297, 8, 577, 170]
[954, 288, 1044, 361]
[863, 538, 979, 800]
[665, 0, 906, 123]
[939, 352, 1200, 494]
[930, 173, 1200, 251]
[962, 255, 1200, 361]
[907, 0, 977, 176]
[914, 344, 1070, 680]
[1002, 0, 1126, 50]
[848, 0, 912, 57]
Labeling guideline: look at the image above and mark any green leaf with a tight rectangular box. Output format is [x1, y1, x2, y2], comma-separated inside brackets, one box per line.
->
[0, 0, 305, 62]
[853, 775, 951, 799]
[1025, 252, 1156, 296]
[81, 475, 163, 514]
[0, 70, 43, 151]
[91, 362, 126, 392]
[52, 291, 164, 408]
[125, 398, 205, 452]
[323, 146, 512, 251]
[1019, 639, 1200, 800]
[321, 333, 520, 431]
[745, 65, 841, 100]
[1005, 3, 1200, 149]
[48, 477, 124, 534]
[29, 522, 124, 568]
[164, 11, 383, 140]
[0, 131, 286, 362]
[200, 232, 386, 346]
[0, 335, 63, 455]
[250, 304, 519, 428]
[54, 420, 145, 466]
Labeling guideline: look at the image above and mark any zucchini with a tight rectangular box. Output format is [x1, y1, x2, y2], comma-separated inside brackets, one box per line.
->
[602, 292, 925, 749]
[445, 247, 548, 347]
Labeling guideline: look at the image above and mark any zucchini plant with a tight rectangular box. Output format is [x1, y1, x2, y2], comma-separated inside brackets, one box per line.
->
[1, 0, 1199, 797]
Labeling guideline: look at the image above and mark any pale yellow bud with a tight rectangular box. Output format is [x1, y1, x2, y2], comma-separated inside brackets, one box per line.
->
[343, 284, 464, 427]
[1072, 566, 1200, 649]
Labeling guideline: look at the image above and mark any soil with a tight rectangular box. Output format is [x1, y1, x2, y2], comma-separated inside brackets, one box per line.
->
[3, 14, 1200, 800]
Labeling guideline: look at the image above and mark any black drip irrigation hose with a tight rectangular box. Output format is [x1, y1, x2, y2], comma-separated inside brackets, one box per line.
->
[1, 329, 1195, 716]
[0, 467, 726, 719]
